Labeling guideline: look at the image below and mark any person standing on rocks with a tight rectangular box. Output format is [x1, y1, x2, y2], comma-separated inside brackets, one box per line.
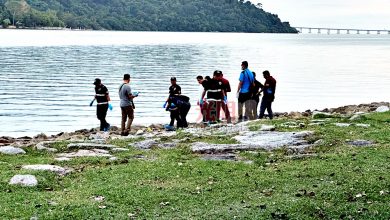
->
[237, 61, 255, 121]
[164, 77, 182, 130]
[259, 70, 276, 119]
[251, 72, 264, 119]
[214, 70, 231, 123]
[119, 74, 137, 136]
[92, 78, 111, 131]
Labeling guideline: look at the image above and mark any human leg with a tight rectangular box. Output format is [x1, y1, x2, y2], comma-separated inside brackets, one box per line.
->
[97, 104, 108, 131]
[259, 98, 267, 119]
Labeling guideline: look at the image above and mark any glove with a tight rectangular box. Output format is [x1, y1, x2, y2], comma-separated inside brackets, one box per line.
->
[89, 100, 94, 107]
[108, 103, 113, 111]
[199, 99, 204, 106]
[163, 102, 167, 108]
[224, 96, 227, 104]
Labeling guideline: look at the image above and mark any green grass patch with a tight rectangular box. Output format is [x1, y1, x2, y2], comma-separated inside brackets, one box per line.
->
[1, 112, 389, 219]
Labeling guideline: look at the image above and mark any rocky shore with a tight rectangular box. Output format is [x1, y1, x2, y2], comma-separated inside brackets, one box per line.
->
[1, 102, 388, 148]
[1, 102, 389, 219]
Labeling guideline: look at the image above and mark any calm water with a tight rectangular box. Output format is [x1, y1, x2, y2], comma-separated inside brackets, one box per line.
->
[0, 30, 389, 137]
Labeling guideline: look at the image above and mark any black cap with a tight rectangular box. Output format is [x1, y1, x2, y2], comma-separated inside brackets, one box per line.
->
[93, 78, 101, 85]
[170, 77, 177, 81]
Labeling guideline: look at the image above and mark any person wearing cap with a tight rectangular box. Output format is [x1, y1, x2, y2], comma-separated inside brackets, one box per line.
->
[215, 70, 232, 123]
[119, 74, 137, 136]
[168, 77, 181, 97]
[164, 77, 182, 130]
[92, 78, 111, 131]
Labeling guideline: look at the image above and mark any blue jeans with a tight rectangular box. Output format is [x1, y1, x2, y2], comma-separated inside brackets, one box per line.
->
[259, 97, 273, 119]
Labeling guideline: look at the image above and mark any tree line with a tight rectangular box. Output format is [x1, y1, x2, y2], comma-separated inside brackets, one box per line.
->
[0, 0, 297, 33]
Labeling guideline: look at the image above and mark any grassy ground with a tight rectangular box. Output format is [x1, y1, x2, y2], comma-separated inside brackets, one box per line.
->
[0, 112, 389, 219]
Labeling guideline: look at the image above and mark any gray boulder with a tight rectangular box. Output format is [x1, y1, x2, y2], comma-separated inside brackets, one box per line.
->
[9, 175, 38, 187]
[22, 164, 71, 175]
[376, 106, 389, 113]
[67, 143, 117, 150]
[0, 146, 26, 155]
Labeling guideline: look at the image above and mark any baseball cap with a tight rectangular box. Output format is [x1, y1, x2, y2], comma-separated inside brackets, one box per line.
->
[170, 77, 177, 81]
[93, 78, 101, 85]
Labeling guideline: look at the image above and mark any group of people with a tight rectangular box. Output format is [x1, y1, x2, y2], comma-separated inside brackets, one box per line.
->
[91, 61, 276, 135]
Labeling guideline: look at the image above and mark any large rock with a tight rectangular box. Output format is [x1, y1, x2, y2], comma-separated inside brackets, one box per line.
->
[36, 141, 58, 152]
[22, 165, 71, 175]
[0, 146, 26, 155]
[376, 106, 390, 113]
[334, 123, 351, 127]
[67, 143, 117, 150]
[347, 140, 375, 147]
[192, 131, 314, 153]
[9, 175, 38, 187]
[57, 149, 113, 158]
[132, 139, 158, 150]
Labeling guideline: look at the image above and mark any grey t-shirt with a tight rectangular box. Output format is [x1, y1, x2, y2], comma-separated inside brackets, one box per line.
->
[119, 83, 132, 107]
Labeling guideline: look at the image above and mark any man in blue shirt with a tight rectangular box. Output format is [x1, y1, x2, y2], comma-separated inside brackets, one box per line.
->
[236, 61, 255, 121]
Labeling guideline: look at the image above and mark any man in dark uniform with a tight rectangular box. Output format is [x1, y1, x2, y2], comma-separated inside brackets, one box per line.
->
[92, 78, 111, 131]
[165, 77, 182, 130]
[201, 71, 225, 123]
[259, 70, 276, 119]
[216, 71, 232, 123]
[168, 77, 181, 97]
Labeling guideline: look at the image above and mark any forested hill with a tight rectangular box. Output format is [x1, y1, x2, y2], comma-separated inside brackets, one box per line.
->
[0, 0, 297, 33]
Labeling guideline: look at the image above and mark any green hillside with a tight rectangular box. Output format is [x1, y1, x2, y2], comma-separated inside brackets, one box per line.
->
[0, 0, 297, 33]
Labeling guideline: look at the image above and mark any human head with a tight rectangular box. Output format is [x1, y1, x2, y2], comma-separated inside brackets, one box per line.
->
[213, 70, 223, 79]
[123, 74, 130, 82]
[205, 76, 211, 81]
[263, 70, 271, 79]
[241, 61, 248, 70]
[93, 78, 101, 86]
[196, 75, 203, 84]
[170, 77, 177, 85]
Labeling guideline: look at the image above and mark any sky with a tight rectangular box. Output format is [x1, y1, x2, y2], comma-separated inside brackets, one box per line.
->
[252, 0, 390, 29]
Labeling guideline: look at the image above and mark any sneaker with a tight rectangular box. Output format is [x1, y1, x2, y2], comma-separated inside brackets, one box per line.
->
[120, 131, 129, 136]
[165, 125, 176, 131]
[104, 123, 111, 132]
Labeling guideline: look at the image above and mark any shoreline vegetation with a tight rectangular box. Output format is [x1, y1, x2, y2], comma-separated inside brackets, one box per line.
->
[0, 0, 297, 33]
[1, 102, 389, 219]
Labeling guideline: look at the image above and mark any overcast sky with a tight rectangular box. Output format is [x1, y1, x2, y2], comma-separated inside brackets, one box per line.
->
[252, 0, 390, 29]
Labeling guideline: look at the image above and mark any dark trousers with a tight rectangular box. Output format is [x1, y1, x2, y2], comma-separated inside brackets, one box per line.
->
[259, 97, 273, 119]
[169, 109, 181, 127]
[179, 103, 191, 128]
[97, 104, 109, 131]
[121, 105, 134, 132]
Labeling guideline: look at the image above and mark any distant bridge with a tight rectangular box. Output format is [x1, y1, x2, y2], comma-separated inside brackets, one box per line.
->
[294, 27, 390, 35]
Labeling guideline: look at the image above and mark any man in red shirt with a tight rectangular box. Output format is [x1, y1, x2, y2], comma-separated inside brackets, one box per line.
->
[216, 71, 232, 123]
[259, 70, 276, 119]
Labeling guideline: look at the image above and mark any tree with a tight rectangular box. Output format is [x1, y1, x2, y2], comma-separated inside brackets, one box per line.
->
[5, 0, 30, 26]
[2, 18, 10, 28]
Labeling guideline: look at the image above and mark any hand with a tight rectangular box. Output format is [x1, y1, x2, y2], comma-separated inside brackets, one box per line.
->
[89, 100, 94, 106]
[163, 102, 167, 108]
[224, 96, 227, 104]
[236, 92, 239, 99]
[108, 103, 113, 111]
[133, 91, 139, 97]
